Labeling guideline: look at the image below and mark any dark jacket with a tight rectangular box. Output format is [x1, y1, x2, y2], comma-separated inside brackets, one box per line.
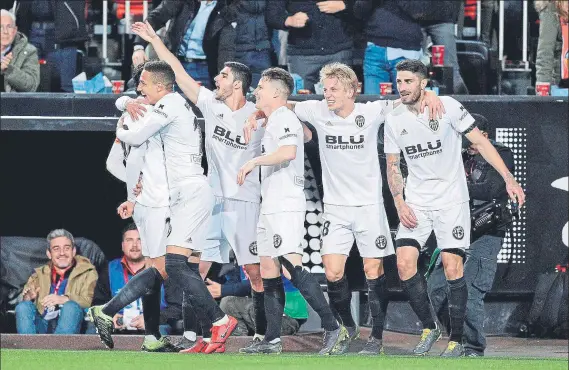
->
[354, 0, 423, 51]
[2, 32, 40, 92]
[232, 0, 270, 53]
[14, 0, 88, 45]
[134, 0, 227, 86]
[465, 140, 514, 236]
[396, 0, 462, 25]
[265, 0, 355, 56]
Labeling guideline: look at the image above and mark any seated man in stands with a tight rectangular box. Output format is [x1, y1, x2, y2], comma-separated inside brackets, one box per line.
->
[216, 261, 308, 339]
[0, 9, 40, 92]
[89, 223, 167, 334]
[15, 229, 98, 334]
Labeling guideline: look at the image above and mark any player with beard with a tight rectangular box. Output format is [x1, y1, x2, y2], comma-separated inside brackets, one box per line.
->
[237, 68, 349, 355]
[243, 62, 443, 354]
[384, 59, 525, 357]
[124, 21, 267, 353]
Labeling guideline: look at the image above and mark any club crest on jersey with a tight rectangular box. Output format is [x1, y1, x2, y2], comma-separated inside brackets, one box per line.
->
[249, 242, 258, 256]
[428, 119, 439, 132]
[273, 234, 282, 248]
[375, 235, 387, 249]
[452, 226, 464, 240]
[355, 115, 365, 128]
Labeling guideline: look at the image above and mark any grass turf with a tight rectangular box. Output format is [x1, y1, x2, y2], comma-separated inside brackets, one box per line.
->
[1, 350, 567, 370]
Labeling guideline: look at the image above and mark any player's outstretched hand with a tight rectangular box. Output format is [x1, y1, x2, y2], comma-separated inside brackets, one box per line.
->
[132, 21, 158, 42]
[505, 176, 526, 208]
[117, 201, 135, 219]
[421, 90, 446, 120]
[395, 199, 418, 229]
[237, 160, 256, 186]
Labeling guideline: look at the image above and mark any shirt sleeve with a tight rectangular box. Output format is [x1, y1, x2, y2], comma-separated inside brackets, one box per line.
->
[275, 119, 302, 147]
[115, 96, 132, 112]
[445, 97, 476, 133]
[105, 138, 127, 182]
[383, 117, 401, 154]
[196, 86, 215, 113]
[294, 100, 318, 124]
[116, 106, 171, 146]
[125, 145, 145, 203]
[365, 100, 392, 125]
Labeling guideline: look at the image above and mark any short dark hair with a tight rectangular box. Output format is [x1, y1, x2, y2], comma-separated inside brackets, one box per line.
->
[395, 59, 428, 79]
[143, 60, 175, 90]
[225, 62, 252, 95]
[471, 113, 490, 133]
[261, 67, 294, 97]
[132, 62, 146, 87]
[122, 223, 138, 241]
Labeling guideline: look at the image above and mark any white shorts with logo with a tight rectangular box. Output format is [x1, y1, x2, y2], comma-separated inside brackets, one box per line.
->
[132, 204, 170, 258]
[320, 203, 395, 258]
[257, 212, 305, 258]
[167, 180, 214, 251]
[396, 201, 471, 251]
[201, 197, 260, 265]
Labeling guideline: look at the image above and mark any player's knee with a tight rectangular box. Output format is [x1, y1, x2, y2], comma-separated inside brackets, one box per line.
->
[396, 258, 416, 279]
[363, 260, 382, 279]
[324, 268, 344, 282]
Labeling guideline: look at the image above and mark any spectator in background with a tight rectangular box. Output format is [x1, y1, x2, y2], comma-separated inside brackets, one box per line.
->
[217, 263, 308, 338]
[15, 229, 98, 334]
[266, 0, 355, 93]
[131, 0, 225, 89]
[217, 0, 271, 87]
[397, 1, 469, 94]
[1, 9, 39, 92]
[535, 1, 563, 89]
[354, 0, 423, 94]
[89, 224, 167, 334]
[13, 0, 88, 92]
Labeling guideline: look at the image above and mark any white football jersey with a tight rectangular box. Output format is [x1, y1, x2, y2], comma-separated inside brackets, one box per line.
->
[197, 87, 263, 203]
[384, 96, 475, 210]
[116, 92, 205, 190]
[294, 99, 394, 206]
[260, 106, 306, 214]
[121, 108, 169, 208]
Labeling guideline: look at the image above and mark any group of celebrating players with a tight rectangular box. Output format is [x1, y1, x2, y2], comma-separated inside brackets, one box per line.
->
[88, 21, 525, 357]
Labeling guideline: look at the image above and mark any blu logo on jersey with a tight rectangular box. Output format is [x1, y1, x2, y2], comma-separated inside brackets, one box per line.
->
[405, 140, 442, 155]
[325, 135, 365, 145]
[213, 126, 247, 146]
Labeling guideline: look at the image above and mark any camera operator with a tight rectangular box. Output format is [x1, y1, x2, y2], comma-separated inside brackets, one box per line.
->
[426, 113, 515, 357]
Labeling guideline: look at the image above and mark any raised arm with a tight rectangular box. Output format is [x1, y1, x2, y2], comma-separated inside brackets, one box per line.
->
[106, 137, 127, 182]
[132, 21, 201, 104]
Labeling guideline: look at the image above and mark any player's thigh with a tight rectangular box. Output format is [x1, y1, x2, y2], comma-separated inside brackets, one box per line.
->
[132, 203, 149, 257]
[264, 212, 305, 258]
[205, 197, 224, 243]
[168, 182, 214, 250]
[433, 201, 471, 251]
[354, 203, 395, 259]
[133, 204, 169, 258]
[320, 204, 355, 257]
[222, 199, 260, 266]
[395, 207, 433, 251]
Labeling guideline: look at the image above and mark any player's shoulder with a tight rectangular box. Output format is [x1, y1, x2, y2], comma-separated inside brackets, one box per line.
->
[359, 99, 390, 112]
[387, 102, 408, 119]
[241, 101, 259, 115]
[439, 95, 462, 110]
[296, 99, 325, 111]
[269, 106, 301, 129]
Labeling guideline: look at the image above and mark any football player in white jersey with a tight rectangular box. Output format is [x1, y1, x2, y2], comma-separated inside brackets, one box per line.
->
[129, 21, 268, 353]
[91, 60, 238, 355]
[244, 63, 443, 355]
[236, 68, 349, 355]
[92, 66, 177, 352]
[384, 59, 525, 357]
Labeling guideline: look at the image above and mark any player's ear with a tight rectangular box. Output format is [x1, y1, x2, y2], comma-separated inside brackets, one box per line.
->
[233, 80, 242, 92]
[421, 78, 428, 90]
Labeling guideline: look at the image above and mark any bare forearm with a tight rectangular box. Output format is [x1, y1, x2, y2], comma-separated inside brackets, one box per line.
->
[253, 146, 296, 166]
[475, 141, 515, 183]
[386, 154, 405, 202]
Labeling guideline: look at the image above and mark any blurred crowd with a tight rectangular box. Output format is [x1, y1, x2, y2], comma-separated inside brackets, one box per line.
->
[0, 0, 568, 95]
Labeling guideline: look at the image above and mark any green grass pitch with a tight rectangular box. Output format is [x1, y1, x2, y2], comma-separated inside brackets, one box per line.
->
[1, 350, 567, 370]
